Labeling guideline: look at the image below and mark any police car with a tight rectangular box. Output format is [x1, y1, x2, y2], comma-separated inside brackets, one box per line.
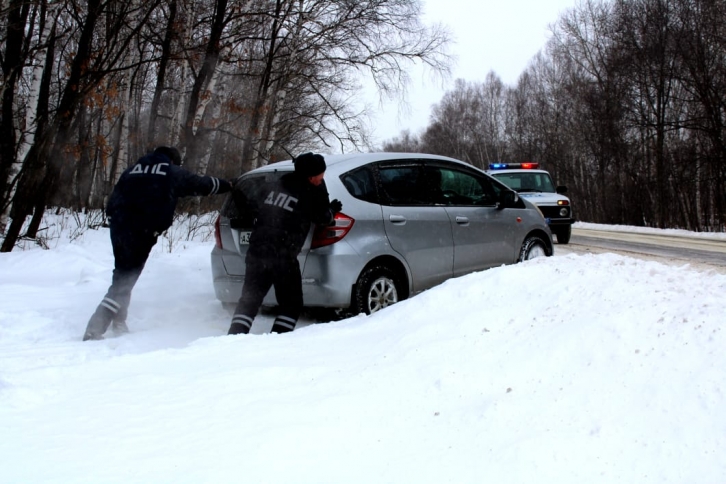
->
[487, 162, 574, 244]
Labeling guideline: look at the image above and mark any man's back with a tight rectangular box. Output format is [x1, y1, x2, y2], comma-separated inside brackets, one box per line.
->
[107, 150, 229, 233]
[249, 172, 332, 257]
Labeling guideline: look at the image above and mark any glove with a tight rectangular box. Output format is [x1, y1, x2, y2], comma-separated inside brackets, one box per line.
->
[216, 178, 233, 194]
[330, 199, 342, 213]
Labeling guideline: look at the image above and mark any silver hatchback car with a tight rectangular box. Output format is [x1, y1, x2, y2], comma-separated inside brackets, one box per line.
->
[211, 152, 553, 315]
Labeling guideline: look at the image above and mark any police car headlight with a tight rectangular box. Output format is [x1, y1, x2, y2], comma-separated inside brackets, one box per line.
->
[559, 207, 569, 217]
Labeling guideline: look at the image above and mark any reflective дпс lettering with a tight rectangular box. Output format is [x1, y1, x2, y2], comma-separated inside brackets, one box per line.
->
[264, 191, 298, 212]
[129, 163, 168, 176]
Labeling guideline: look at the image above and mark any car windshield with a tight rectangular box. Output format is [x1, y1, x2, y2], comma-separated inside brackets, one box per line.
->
[491, 172, 556, 193]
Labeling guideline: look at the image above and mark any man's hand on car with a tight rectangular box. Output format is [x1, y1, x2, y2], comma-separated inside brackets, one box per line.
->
[330, 199, 342, 213]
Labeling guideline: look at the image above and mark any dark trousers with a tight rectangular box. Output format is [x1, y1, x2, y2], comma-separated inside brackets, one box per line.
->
[83, 223, 157, 339]
[230, 253, 303, 334]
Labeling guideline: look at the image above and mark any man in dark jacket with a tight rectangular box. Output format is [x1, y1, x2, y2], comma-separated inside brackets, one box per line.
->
[228, 152, 342, 335]
[82, 146, 232, 341]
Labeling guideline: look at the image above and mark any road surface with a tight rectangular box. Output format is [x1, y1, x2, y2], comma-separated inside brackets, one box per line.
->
[556, 227, 726, 273]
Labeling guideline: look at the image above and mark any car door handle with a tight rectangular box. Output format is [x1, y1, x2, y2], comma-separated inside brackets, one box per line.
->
[389, 214, 406, 224]
[455, 216, 469, 225]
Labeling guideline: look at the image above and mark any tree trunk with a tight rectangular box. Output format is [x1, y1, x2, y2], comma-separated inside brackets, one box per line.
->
[1, 0, 103, 252]
[181, 0, 228, 173]
[0, 0, 30, 233]
[148, 0, 178, 142]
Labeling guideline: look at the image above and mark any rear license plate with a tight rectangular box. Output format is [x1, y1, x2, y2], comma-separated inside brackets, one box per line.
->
[240, 231, 251, 244]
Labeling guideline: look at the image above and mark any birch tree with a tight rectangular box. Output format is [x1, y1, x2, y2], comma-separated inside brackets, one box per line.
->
[1, 0, 162, 251]
[0, 1, 61, 233]
[0, 0, 30, 233]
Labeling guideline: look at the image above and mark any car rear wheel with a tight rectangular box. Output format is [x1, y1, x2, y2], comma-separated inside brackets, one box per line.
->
[352, 265, 401, 315]
[554, 225, 572, 244]
[518, 235, 548, 262]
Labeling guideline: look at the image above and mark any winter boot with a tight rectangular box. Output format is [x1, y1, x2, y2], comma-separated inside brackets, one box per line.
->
[228, 314, 253, 335]
[82, 304, 115, 341]
[270, 315, 297, 334]
[112, 320, 129, 335]
[82, 331, 104, 341]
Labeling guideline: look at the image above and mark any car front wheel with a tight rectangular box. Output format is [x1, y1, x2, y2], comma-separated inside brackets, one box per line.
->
[518, 235, 549, 262]
[352, 265, 401, 315]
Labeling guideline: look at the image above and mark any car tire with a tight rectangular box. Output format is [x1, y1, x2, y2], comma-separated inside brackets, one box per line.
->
[352, 265, 401, 315]
[555, 226, 572, 244]
[518, 235, 549, 262]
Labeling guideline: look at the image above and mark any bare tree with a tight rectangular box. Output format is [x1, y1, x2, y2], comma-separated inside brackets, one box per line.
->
[0, 0, 452, 251]
[382, 129, 421, 152]
[672, 0, 726, 231]
[378, 0, 726, 233]
[1, 0, 162, 251]
[0, 0, 32, 232]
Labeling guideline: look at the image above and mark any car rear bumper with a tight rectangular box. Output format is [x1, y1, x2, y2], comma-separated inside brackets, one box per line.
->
[211, 244, 362, 309]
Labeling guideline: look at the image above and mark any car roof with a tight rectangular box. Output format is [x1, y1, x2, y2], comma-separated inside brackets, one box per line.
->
[248, 152, 475, 175]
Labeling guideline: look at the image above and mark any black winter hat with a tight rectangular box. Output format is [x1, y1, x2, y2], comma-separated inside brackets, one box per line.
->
[154, 146, 182, 166]
[294, 152, 326, 177]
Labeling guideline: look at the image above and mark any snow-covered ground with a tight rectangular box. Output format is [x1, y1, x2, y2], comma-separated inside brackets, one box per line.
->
[576, 221, 726, 240]
[1, 213, 724, 483]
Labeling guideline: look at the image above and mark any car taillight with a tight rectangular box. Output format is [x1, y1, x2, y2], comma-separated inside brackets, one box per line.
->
[311, 213, 355, 249]
[214, 213, 222, 249]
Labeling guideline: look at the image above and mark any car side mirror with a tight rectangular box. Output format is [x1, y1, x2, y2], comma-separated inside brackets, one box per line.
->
[556, 185, 568, 194]
[497, 190, 519, 210]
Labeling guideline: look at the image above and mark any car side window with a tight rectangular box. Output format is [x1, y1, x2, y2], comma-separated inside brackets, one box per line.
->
[378, 165, 429, 206]
[537, 173, 556, 192]
[439, 167, 498, 206]
[340, 166, 379, 204]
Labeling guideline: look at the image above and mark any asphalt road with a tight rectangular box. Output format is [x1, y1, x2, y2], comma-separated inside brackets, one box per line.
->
[558, 227, 726, 272]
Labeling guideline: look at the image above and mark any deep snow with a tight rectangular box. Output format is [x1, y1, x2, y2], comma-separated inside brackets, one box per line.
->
[1, 213, 725, 483]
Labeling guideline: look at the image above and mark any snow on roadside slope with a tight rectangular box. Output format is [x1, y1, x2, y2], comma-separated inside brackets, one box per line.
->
[577, 221, 726, 240]
[1, 218, 725, 483]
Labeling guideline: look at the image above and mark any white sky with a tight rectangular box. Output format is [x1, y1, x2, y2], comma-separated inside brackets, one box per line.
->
[1, 213, 725, 482]
[363, 0, 578, 146]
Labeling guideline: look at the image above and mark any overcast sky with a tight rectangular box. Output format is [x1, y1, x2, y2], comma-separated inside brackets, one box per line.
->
[363, 0, 578, 147]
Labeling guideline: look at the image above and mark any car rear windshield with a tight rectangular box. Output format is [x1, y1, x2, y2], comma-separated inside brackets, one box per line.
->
[221, 171, 287, 218]
[340, 165, 379, 203]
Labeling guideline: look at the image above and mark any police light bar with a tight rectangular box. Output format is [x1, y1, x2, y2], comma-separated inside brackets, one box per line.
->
[489, 162, 540, 170]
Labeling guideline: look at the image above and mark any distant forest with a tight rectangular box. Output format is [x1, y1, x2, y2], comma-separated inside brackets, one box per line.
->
[1, 0, 724, 252]
[384, 0, 726, 233]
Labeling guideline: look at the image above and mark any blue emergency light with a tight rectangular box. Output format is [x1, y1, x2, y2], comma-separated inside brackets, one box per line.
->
[489, 162, 540, 170]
